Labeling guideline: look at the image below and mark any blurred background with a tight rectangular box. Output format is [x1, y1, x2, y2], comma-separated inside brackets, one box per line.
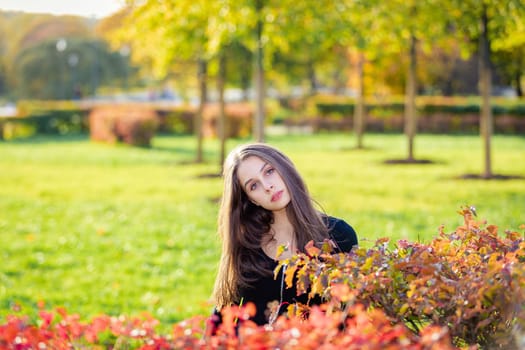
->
[0, 1, 522, 113]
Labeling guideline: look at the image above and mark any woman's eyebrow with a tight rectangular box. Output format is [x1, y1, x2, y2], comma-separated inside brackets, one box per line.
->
[243, 162, 269, 188]
[259, 162, 268, 173]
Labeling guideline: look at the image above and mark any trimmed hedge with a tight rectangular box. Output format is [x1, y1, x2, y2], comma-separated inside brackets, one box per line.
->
[89, 105, 159, 147]
[142, 102, 254, 138]
[0, 110, 89, 140]
[316, 102, 525, 117]
[305, 102, 525, 134]
[0, 102, 253, 141]
[156, 108, 195, 134]
[202, 102, 253, 138]
[2, 98, 524, 141]
[311, 101, 525, 134]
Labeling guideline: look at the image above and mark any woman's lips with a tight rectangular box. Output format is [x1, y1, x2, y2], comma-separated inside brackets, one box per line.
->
[271, 190, 283, 202]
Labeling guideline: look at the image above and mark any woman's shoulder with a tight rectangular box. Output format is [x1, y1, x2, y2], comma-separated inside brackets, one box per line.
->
[324, 215, 358, 253]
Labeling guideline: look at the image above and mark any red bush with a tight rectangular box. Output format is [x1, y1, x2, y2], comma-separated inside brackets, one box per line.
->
[202, 102, 253, 138]
[89, 105, 159, 147]
[0, 303, 457, 349]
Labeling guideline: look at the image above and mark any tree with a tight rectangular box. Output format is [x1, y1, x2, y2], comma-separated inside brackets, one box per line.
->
[206, 2, 256, 165]
[119, 1, 257, 166]
[491, 5, 525, 97]
[212, 0, 354, 142]
[120, 0, 372, 147]
[13, 38, 126, 100]
[448, 0, 525, 178]
[327, 0, 384, 150]
[370, 0, 451, 161]
[253, 0, 265, 142]
[217, 52, 227, 170]
[0, 11, 94, 100]
[0, 15, 8, 97]
[120, 0, 217, 163]
[251, 0, 353, 141]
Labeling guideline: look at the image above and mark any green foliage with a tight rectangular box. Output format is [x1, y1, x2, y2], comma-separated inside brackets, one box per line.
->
[13, 38, 129, 100]
[0, 110, 89, 140]
[447, 0, 525, 57]
[157, 108, 195, 134]
[280, 208, 525, 348]
[120, 0, 214, 78]
[0, 12, 92, 71]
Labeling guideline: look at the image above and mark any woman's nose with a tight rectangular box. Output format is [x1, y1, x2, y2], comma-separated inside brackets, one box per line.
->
[263, 182, 273, 191]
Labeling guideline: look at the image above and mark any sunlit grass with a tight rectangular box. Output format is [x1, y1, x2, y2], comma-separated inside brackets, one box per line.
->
[0, 133, 524, 324]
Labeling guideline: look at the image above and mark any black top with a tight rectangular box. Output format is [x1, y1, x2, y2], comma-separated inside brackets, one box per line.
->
[238, 216, 358, 325]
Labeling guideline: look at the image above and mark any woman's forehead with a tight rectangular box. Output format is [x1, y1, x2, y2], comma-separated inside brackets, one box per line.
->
[238, 156, 265, 173]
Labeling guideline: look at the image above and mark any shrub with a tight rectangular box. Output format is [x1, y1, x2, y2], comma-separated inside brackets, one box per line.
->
[0, 110, 89, 140]
[202, 102, 253, 138]
[0, 121, 36, 140]
[313, 100, 525, 134]
[0, 303, 457, 349]
[89, 105, 159, 147]
[15, 100, 81, 117]
[280, 207, 525, 349]
[156, 107, 195, 134]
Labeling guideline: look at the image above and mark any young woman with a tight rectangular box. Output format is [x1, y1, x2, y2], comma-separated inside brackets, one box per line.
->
[211, 143, 357, 326]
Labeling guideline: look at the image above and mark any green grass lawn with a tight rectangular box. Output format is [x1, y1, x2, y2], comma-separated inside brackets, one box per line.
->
[0, 132, 524, 324]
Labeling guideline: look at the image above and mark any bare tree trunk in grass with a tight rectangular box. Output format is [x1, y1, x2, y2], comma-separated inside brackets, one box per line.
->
[218, 53, 227, 171]
[195, 59, 207, 163]
[354, 52, 365, 149]
[405, 34, 417, 162]
[307, 59, 318, 95]
[479, 4, 493, 179]
[254, 0, 265, 143]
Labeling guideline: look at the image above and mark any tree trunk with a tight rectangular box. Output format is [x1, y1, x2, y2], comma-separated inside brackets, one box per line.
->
[405, 34, 417, 161]
[241, 72, 250, 101]
[254, 0, 265, 142]
[307, 60, 318, 95]
[354, 52, 365, 149]
[515, 70, 523, 97]
[479, 5, 493, 178]
[195, 59, 207, 163]
[218, 53, 227, 170]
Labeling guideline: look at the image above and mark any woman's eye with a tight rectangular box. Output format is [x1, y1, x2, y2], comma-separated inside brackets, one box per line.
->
[266, 167, 274, 175]
[250, 183, 257, 191]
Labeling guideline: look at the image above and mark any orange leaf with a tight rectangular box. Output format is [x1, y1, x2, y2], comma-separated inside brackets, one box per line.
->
[284, 264, 298, 289]
[305, 240, 321, 257]
[486, 225, 498, 235]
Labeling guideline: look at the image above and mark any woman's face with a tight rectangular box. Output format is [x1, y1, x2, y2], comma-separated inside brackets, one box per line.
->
[236, 156, 291, 212]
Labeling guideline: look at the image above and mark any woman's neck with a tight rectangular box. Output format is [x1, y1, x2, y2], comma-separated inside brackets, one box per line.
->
[262, 210, 296, 260]
[272, 208, 291, 229]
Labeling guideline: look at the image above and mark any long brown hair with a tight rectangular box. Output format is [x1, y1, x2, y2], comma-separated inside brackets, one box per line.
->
[212, 143, 329, 308]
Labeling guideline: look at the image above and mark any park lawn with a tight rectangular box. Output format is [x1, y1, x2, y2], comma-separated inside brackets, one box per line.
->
[0, 133, 524, 325]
